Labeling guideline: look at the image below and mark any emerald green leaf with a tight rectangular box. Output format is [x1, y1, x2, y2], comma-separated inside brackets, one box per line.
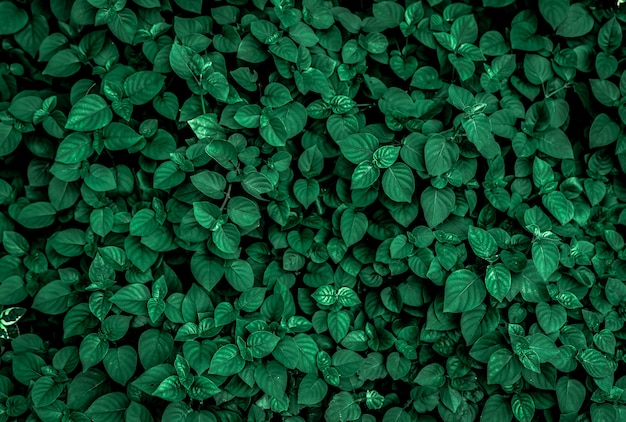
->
[325, 392, 361, 422]
[85, 392, 129, 422]
[102, 122, 142, 151]
[555, 4, 594, 38]
[351, 162, 380, 190]
[382, 162, 415, 203]
[340, 208, 368, 247]
[84, 164, 117, 192]
[468, 226, 498, 260]
[421, 187, 455, 228]
[293, 178, 320, 208]
[247, 331, 281, 358]
[110, 284, 150, 316]
[443, 269, 486, 313]
[31, 376, 63, 407]
[589, 113, 619, 148]
[208, 344, 245, 376]
[124, 71, 166, 105]
[556, 377, 585, 414]
[538, 0, 569, 30]
[227, 196, 261, 227]
[328, 310, 351, 342]
[487, 348, 521, 385]
[532, 240, 559, 281]
[153, 375, 187, 402]
[486, 263, 511, 302]
[298, 145, 324, 178]
[542, 191, 574, 225]
[17, 202, 57, 229]
[312, 285, 337, 306]
[424, 135, 459, 176]
[254, 361, 287, 398]
[481, 395, 513, 421]
[213, 223, 241, 254]
[337, 133, 378, 164]
[79, 333, 109, 371]
[0, 1, 28, 35]
[297, 374, 328, 405]
[598, 17, 622, 53]
[65, 95, 113, 132]
[103, 346, 137, 386]
[577, 349, 613, 378]
[511, 393, 535, 422]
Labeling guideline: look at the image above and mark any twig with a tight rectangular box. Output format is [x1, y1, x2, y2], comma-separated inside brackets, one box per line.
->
[219, 184, 232, 212]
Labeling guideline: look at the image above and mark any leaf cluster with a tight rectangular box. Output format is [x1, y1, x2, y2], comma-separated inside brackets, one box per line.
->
[1, 0, 626, 421]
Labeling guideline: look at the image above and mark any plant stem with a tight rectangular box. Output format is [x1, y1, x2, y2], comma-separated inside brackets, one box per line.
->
[220, 184, 232, 212]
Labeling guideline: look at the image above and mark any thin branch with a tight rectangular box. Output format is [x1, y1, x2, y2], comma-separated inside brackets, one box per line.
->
[219, 184, 232, 212]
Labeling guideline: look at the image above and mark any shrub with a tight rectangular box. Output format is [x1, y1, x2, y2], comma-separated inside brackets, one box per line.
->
[1, 0, 626, 421]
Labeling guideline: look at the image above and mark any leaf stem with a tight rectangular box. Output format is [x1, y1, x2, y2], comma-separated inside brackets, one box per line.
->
[220, 184, 232, 212]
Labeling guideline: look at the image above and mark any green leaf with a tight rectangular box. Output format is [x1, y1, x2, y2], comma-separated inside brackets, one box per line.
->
[188, 376, 220, 401]
[382, 162, 415, 203]
[247, 331, 281, 358]
[542, 191, 574, 225]
[351, 162, 380, 190]
[79, 333, 109, 371]
[32, 280, 71, 314]
[424, 135, 459, 176]
[85, 392, 129, 422]
[103, 346, 137, 386]
[524, 54, 553, 85]
[340, 208, 368, 247]
[254, 361, 287, 398]
[487, 348, 521, 385]
[421, 187, 455, 228]
[85, 164, 117, 192]
[598, 17, 622, 53]
[337, 133, 378, 164]
[468, 226, 498, 259]
[298, 145, 324, 178]
[328, 310, 351, 342]
[532, 240, 559, 281]
[336, 287, 361, 307]
[31, 376, 63, 407]
[65, 95, 113, 132]
[536, 303, 567, 334]
[297, 374, 328, 405]
[589, 113, 619, 148]
[511, 393, 535, 422]
[110, 284, 150, 316]
[312, 285, 337, 306]
[227, 196, 261, 227]
[481, 395, 513, 421]
[124, 71, 165, 105]
[102, 122, 142, 151]
[443, 269, 486, 313]
[325, 392, 361, 422]
[293, 178, 319, 208]
[556, 4, 594, 38]
[17, 202, 57, 229]
[224, 259, 253, 291]
[538, 0, 569, 30]
[209, 344, 245, 376]
[556, 377, 585, 414]
[0, 2, 28, 35]
[213, 223, 241, 254]
[153, 375, 187, 402]
[486, 263, 511, 302]
[577, 348, 613, 378]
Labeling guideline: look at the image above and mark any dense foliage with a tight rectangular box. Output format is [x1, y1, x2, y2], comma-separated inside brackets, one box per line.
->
[1, 0, 626, 420]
